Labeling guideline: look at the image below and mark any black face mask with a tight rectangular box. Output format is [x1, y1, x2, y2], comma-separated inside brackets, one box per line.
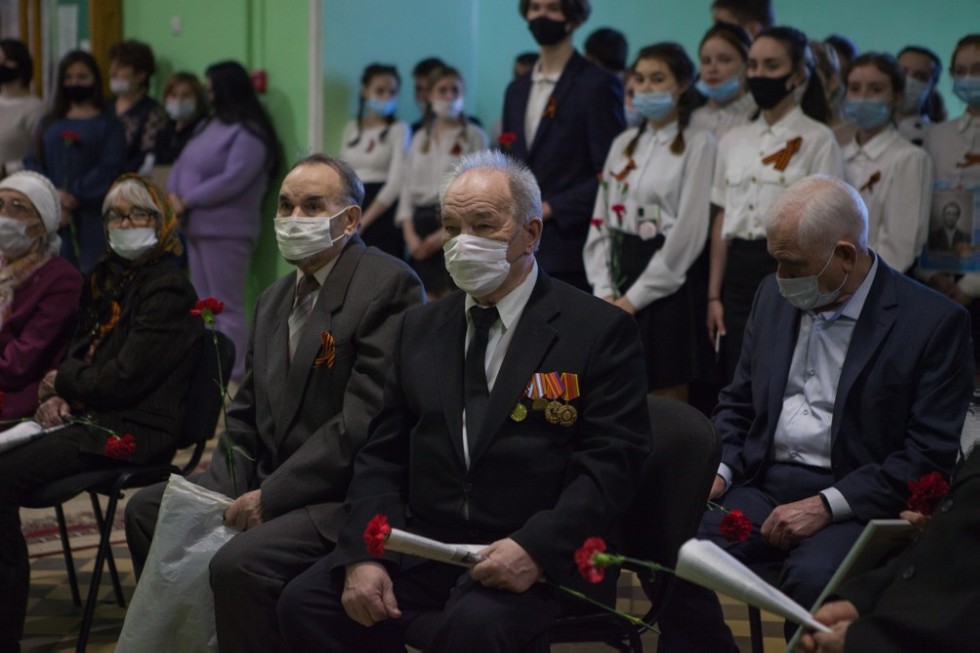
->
[528, 16, 568, 47]
[0, 66, 19, 84]
[746, 72, 795, 110]
[62, 84, 95, 104]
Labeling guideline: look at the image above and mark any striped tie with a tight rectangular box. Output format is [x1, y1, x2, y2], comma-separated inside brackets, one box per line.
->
[288, 274, 319, 362]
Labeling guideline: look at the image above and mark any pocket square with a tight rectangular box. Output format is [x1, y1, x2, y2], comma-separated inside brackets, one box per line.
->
[314, 331, 336, 369]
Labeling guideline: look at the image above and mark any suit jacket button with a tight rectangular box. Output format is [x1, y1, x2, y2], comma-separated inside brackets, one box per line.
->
[901, 565, 915, 580]
[940, 498, 953, 513]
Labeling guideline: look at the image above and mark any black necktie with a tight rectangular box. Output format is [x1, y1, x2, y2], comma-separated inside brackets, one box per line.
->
[465, 305, 499, 451]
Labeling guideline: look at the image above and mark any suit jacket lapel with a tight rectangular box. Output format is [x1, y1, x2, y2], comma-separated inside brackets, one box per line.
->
[433, 294, 467, 466]
[831, 263, 897, 443]
[528, 52, 585, 158]
[275, 237, 366, 442]
[766, 298, 801, 439]
[263, 277, 294, 430]
[469, 272, 559, 466]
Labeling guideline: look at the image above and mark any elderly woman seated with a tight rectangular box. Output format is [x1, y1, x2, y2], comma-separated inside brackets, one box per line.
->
[0, 174, 203, 651]
[0, 171, 82, 427]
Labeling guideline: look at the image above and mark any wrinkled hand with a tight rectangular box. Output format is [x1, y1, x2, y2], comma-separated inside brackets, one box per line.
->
[224, 489, 265, 531]
[35, 397, 71, 428]
[797, 600, 857, 652]
[613, 296, 637, 315]
[59, 190, 78, 210]
[168, 193, 186, 215]
[38, 369, 58, 401]
[706, 299, 726, 342]
[761, 496, 831, 550]
[342, 561, 401, 627]
[899, 509, 931, 532]
[470, 538, 542, 593]
[709, 474, 727, 500]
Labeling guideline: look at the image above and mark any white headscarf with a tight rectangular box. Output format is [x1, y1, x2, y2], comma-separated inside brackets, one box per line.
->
[0, 170, 62, 254]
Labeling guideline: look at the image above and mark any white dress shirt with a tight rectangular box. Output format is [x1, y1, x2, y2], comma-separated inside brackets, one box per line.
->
[524, 62, 562, 147]
[690, 92, 756, 141]
[843, 126, 934, 272]
[461, 261, 539, 466]
[897, 113, 931, 146]
[340, 120, 411, 208]
[713, 105, 844, 240]
[583, 122, 717, 309]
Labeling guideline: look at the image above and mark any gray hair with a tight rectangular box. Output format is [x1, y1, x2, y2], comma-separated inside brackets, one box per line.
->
[102, 178, 159, 217]
[438, 150, 542, 228]
[765, 174, 868, 255]
[291, 153, 365, 208]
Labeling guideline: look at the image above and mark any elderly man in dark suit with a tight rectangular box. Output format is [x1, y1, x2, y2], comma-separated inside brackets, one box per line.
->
[124, 154, 424, 653]
[658, 174, 974, 651]
[502, 0, 624, 291]
[276, 150, 650, 652]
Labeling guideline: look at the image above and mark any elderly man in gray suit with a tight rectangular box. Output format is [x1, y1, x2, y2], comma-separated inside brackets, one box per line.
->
[125, 154, 425, 652]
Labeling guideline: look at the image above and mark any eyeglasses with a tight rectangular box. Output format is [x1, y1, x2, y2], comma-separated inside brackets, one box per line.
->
[104, 207, 159, 227]
[0, 197, 39, 220]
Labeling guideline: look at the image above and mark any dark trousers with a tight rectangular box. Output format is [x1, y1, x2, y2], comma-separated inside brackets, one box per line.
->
[278, 557, 564, 653]
[125, 479, 333, 653]
[721, 239, 776, 383]
[657, 463, 865, 651]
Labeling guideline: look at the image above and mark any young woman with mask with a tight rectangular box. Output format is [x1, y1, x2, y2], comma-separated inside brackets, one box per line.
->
[0, 175, 202, 652]
[26, 50, 126, 275]
[896, 45, 947, 146]
[692, 22, 756, 140]
[0, 39, 44, 179]
[168, 60, 281, 382]
[0, 171, 81, 426]
[153, 72, 207, 167]
[706, 26, 843, 382]
[341, 63, 410, 259]
[108, 40, 167, 175]
[841, 52, 933, 273]
[811, 39, 857, 145]
[584, 43, 716, 401]
[396, 66, 487, 300]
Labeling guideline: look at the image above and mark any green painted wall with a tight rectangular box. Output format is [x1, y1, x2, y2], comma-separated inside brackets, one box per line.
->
[122, 0, 309, 304]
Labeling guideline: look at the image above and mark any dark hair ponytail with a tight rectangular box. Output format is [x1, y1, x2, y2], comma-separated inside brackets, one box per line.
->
[349, 63, 401, 148]
[626, 42, 697, 156]
[757, 26, 831, 124]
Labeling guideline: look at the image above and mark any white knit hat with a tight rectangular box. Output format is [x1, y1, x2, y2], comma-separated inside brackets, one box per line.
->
[0, 170, 62, 253]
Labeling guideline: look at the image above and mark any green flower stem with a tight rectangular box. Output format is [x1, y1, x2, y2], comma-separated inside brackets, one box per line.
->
[550, 581, 659, 633]
[64, 414, 117, 437]
[206, 320, 253, 496]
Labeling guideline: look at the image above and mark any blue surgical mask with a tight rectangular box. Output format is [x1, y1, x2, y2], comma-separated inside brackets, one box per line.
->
[632, 91, 675, 121]
[842, 98, 892, 131]
[696, 76, 742, 102]
[366, 97, 397, 117]
[624, 102, 643, 128]
[776, 248, 848, 311]
[900, 75, 931, 113]
[953, 76, 980, 107]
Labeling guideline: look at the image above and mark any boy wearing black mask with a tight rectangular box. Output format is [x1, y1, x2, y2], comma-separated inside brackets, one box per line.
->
[501, 0, 624, 291]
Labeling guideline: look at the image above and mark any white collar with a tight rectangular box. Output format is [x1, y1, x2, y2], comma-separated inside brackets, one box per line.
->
[465, 260, 539, 332]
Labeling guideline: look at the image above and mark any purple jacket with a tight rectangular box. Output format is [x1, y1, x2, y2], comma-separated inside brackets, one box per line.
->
[168, 119, 269, 241]
[0, 256, 82, 424]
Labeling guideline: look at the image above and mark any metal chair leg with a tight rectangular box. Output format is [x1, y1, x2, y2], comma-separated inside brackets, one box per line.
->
[87, 492, 125, 607]
[76, 490, 123, 653]
[54, 504, 82, 607]
[749, 605, 765, 653]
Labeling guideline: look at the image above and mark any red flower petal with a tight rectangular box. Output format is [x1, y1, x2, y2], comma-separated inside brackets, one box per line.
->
[363, 514, 392, 557]
[906, 471, 950, 516]
[191, 297, 225, 319]
[574, 536, 607, 583]
[104, 433, 136, 460]
[590, 217, 604, 228]
[498, 131, 517, 145]
[719, 509, 753, 543]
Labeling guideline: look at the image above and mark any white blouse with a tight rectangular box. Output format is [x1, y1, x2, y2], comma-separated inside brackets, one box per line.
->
[0, 95, 45, 173]
[897, 114, 932, 146]
[712, 105, 844, 240]
[340, 120, 411, 209]
[584, 122, 717, 310]
[690, 92, 756, 141]
[395, 123, 488, 224]
[843, 126, 933, 272]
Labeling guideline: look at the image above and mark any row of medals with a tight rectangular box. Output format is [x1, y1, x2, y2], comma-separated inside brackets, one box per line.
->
[510, 398, 578, 427]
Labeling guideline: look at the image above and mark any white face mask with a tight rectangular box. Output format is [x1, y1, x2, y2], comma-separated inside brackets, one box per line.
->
[775, 248, 848, 311]
[108, 227, 158, 260]
[443, 234, 512, 298]
[165, 99, 197, 121]
[0, 215, 39, 259]
[274, 208, 349, 261]
[431, 97, 464, 120]
[110, 77, 133, 96]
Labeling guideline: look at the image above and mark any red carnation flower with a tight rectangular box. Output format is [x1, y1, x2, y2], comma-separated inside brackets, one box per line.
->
[611, 203, 627, 222]
[104, 433, 136, 460]
[61, 130, 81, 145]
[364, 513, 391, 557]
[498, 131, 517, 146]
[191, 297, 225, 326]
[719, 509, 753, 543]
[591, 217, 604, 228]
[906, 471, 950, 516]
[574, 536, 608, 584]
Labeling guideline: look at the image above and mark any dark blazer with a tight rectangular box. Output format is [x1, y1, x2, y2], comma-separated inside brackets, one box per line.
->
[54, 257, 203, 464]
[502, 52, 624, 277]
[715, 258, 974, 519]
[927, 226, 970, 251]
[0, 256, 81, 423]
[331, 269, 650, 587]
[199, 235, 425, 540]
[838, 451, 980, 651]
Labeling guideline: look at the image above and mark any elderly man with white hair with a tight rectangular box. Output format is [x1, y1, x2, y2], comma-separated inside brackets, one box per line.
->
[658, 174, 975, 651]
[0, 170, 81, 424]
